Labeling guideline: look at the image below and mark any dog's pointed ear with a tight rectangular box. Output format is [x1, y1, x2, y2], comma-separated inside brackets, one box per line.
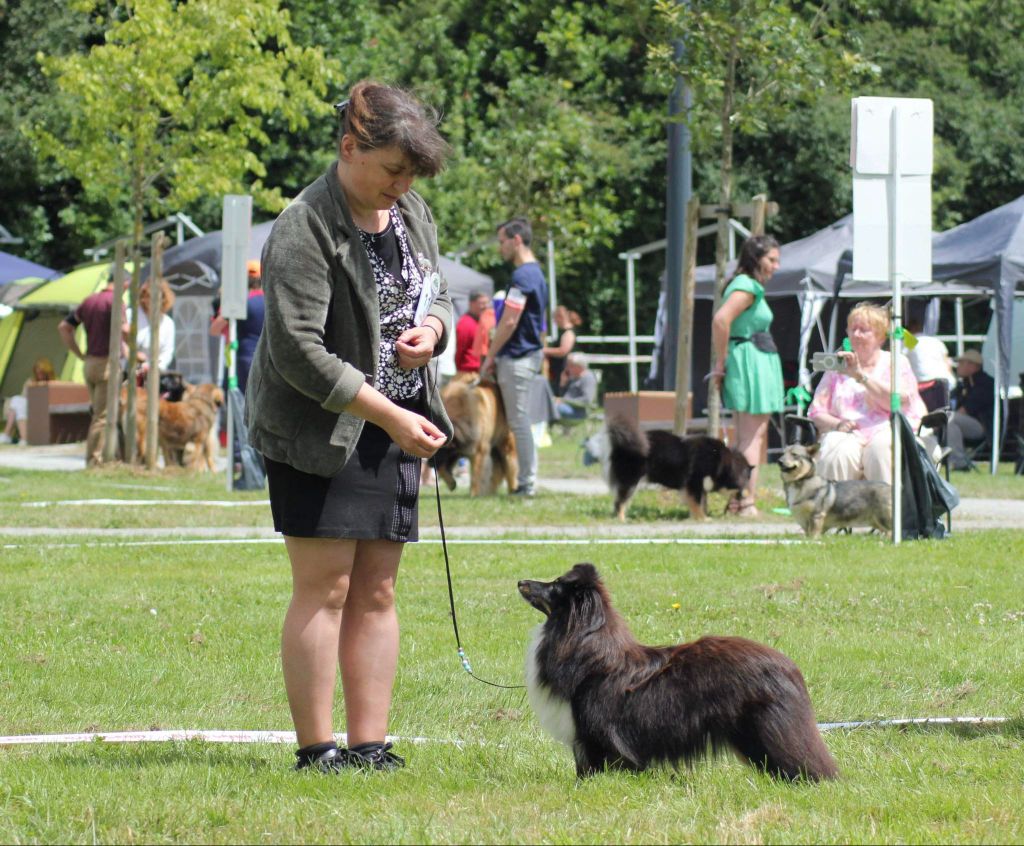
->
[807, 442, 821, 457]
[570, 562, 600, 584]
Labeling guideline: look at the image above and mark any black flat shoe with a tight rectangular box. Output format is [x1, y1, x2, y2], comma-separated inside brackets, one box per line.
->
[344, 741, 406, 771]
[294, 743, 348, 773]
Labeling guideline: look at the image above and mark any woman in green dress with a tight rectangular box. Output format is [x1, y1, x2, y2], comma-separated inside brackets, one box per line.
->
[709, 235, 784, 517]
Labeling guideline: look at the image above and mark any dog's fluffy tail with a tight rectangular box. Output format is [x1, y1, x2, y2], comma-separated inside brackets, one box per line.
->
[606, 415, 648, 459]
[605, 416, 649, 507]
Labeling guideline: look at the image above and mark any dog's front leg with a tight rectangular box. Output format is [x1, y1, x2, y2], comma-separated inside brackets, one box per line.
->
[684, 492, 708, 521]
[573, 743, 600, 779]
[808, 512, 826, 538]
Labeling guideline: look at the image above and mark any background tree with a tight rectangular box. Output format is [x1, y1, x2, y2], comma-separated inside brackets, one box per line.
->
[29, 0, 338, 451]
[650, 0, 874, 429]
[0, 0, 107, 265]
[7, 0, 1024, 392]
[32, 0, 338, 264]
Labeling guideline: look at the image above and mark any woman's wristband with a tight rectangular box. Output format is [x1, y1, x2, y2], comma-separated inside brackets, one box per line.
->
[423, 323, 441, 344]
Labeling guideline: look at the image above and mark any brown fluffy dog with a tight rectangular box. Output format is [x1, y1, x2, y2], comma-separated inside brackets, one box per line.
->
[435, 375, 517, 495]
[129, 382, 223, 471]
[519, 563, 838, 781]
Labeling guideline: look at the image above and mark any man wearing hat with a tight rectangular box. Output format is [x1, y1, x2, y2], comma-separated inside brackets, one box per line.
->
[949, 349, 993, 470]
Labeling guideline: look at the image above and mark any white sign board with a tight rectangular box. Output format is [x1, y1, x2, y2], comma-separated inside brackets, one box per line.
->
[850, 97, 933, 284]
[221, 195, 252, 319]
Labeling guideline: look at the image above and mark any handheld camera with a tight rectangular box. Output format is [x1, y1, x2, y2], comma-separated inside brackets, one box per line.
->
[811, 352, 848, 372]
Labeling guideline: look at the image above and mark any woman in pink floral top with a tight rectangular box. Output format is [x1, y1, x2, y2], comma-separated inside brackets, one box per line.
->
[808, 302, 927, 482]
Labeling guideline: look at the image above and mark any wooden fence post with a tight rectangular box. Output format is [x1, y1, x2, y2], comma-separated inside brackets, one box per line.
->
[673, 196, 701, 434]
[144, 233, 166, 470]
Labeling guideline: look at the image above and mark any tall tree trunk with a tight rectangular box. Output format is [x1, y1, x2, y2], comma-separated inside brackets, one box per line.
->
[707, 9, 739, 440]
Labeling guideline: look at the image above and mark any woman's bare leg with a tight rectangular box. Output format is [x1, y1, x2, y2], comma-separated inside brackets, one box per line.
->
[281, 536, 356, 748]
[736, 412, 770, 508]
[339, 539, 403, 747]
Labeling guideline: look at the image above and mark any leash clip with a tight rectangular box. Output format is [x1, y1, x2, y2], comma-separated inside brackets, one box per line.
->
[457, 647, 473, 675]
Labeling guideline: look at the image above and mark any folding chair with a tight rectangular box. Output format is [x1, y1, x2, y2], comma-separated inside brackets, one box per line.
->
[915, 379, 953, 482]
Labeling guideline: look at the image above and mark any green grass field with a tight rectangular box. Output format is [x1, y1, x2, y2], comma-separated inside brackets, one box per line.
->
[1, 458, 1023, 843]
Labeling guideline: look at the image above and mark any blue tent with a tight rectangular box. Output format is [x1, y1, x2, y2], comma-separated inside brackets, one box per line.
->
[0, 251, 60, 285]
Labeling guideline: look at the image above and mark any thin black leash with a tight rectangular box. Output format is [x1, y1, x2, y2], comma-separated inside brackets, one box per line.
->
[421, 363, 525, 690]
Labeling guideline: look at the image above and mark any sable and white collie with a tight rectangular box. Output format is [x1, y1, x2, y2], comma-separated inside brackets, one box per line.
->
[518, 564, 838, 781]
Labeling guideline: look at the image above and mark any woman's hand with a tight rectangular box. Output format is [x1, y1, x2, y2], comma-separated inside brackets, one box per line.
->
[838, 350, 866, 383]
[835, 419, 857, 434]
[384, 407, 447, 458]
[396, 324, 438, 370]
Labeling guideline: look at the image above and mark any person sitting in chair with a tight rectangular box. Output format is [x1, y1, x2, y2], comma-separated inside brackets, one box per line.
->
[949, 349, 993, 471]
[808, 302, 929, 483]
[556, 352, 597, 420]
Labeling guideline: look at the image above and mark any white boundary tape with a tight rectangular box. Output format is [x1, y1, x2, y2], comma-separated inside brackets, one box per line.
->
[818, 716, 1008, 731]
[0, 730, 464, 748]
[0, 717, 1010, 748]
[1, 537, 802, 550]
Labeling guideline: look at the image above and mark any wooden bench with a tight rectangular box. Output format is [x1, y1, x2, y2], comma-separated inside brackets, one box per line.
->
[26, 382, 92, 445]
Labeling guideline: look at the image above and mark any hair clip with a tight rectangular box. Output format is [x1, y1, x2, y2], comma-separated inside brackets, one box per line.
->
[333, 99, 349, 118]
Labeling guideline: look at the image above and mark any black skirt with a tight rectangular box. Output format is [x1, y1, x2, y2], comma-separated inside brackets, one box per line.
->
[264, 400, 422, 542]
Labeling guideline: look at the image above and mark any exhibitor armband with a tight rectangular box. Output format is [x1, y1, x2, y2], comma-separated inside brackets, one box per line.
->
[503, 287, 527, 312]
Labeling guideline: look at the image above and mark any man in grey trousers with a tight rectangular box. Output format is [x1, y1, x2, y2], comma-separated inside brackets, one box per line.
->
[481, 217, 548, 497]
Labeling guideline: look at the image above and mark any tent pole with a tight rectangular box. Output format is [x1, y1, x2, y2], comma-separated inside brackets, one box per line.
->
[991, 305, 1000, 474]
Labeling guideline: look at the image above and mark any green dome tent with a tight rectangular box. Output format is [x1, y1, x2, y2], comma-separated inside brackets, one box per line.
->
[0, 263, 123, 400]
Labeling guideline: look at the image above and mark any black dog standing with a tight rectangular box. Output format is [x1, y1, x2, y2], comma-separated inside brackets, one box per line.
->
[519, 564, 838, 781]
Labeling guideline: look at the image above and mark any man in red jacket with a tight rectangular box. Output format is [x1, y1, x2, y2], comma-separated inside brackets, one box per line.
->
[454, 291, 492, 375]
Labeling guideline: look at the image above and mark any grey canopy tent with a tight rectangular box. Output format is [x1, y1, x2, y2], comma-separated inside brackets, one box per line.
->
[143, 220, 494, 386]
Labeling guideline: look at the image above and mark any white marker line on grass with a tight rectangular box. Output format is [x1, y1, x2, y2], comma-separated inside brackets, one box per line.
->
[0, 730, 466, 748]
[1, 537, 803, 551]
[22, 499, 267, 508]
[0, 717, 1009, 748]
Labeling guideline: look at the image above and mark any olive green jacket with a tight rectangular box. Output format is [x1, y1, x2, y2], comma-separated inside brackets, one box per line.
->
[245, 163, 453, 476]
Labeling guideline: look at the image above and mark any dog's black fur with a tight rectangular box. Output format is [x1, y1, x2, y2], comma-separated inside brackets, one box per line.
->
[518, 564, 838, 781]
[604, 417, 752, 520]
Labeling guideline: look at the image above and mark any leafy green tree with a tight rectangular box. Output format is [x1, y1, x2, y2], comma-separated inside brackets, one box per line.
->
[30, 0, 338, 454]
[650, 0, 873, 427]
[32, 0, 338, 261]
[0, 0, 107, 266]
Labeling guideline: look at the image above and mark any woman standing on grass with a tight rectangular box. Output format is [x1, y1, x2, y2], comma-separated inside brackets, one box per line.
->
[709, 235, 784, 517]
[246, 80, 453, 773]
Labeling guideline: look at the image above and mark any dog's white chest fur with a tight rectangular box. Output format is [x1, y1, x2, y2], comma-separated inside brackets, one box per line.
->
[525, 625, 576, 749]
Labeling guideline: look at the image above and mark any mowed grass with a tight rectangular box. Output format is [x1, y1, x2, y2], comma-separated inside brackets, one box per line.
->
[2, 500, 1024, 843]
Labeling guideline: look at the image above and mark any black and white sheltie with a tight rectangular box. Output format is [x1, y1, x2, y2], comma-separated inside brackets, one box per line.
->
[586, 417, 752, 520]
[518, 563, 838, 781]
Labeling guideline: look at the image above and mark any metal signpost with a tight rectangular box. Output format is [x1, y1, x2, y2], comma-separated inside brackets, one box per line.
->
[221, 195, 253, 491]
[851, 96, 933, 544]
